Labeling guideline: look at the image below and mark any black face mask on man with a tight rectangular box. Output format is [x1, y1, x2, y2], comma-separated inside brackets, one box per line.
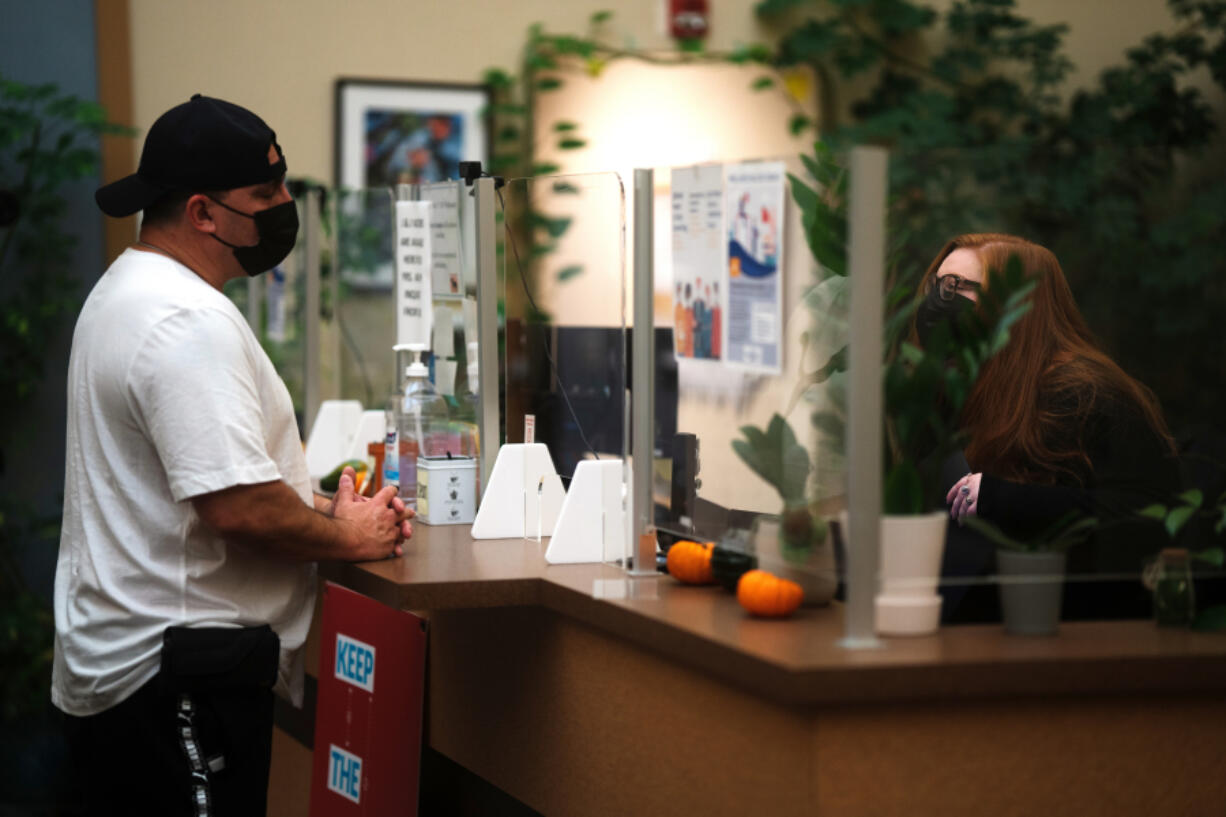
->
[207, 196, 299, 276]
[916, 285, 975, 348]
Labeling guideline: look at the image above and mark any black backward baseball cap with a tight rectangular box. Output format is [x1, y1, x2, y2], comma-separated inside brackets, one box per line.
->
[96, 93, 287, 217]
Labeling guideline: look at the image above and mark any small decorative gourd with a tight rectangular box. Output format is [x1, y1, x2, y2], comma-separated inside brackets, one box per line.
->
[666, 540, 715, 585]
[736, 570, 803, 617]
[709, 546, 757, 592]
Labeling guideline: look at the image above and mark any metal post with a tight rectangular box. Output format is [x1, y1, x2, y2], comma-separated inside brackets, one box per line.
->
[842, 146, 888, 648]
[303, 189, 322, 439]
[245, 275, 262, 333]
[629, 168, 657, 576]
[472, 177, 500, 497]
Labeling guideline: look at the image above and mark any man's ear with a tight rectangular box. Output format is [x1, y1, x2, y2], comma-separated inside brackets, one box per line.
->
[185, 193, 216, 234]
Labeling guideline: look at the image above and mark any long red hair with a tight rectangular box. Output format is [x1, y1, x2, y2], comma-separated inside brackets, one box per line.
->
[920, 233, 1173, 484]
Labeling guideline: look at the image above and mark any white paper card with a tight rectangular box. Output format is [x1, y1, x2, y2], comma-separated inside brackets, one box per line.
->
[436, 359, 457, 397]
[394, 200, 433, 348]
[670, 164, 724, 362]
[420, 184, 462, 298]
[724, 162, 785, 373]
[432, 306, 455, 357]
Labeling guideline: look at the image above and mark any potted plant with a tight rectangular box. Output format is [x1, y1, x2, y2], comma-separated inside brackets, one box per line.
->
[758, 143, 1034, 634]
[1138, 487, 1226, 631]
[731, 413, 837, 604]
[964, 513, 1098, 635]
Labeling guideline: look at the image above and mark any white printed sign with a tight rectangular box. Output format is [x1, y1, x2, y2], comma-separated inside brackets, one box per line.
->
[670, 164, 725, 362]
[724, 162, 784, 373]
[334, 632, 376, 694]
[394, 200, 433, 348]
[420, 184, 463, 298]
[327, 744, 363, 804]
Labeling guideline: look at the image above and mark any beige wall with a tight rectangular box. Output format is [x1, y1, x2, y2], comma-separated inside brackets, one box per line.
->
[122, 0, 1211, 183]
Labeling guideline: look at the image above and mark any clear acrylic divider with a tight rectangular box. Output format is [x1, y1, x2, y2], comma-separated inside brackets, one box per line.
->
[883, 144, 1226, 636]
[652, 156, 843, 601]
[499, 172, 628, 555]
[331, 186, 396, 410]
[223, 186, 320, 436]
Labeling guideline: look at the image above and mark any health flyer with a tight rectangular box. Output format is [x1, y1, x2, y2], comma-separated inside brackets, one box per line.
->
[670, 164, 725, 361]
[724, 162, 784, 373]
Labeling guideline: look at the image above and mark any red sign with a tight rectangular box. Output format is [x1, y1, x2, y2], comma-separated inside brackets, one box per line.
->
[670, 0, 709, 39]
[309, 582, 427, 816]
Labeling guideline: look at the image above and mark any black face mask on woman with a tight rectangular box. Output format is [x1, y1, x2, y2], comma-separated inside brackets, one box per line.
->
[208, 197, 299, 276]
[916, 285, 975, 348]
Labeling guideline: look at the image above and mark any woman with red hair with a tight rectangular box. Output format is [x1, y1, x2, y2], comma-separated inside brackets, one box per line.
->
[918, 233, 1179, 618]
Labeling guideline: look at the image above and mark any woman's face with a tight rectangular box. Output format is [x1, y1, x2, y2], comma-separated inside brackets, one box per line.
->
[935, 248, 984, 303]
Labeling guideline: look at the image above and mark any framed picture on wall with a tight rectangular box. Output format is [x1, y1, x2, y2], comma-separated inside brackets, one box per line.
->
[334, 78, 490, 190]
[333, 78, 489, 290]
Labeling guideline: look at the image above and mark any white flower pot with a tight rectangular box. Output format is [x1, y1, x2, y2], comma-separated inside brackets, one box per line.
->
[841, 510, 949, 636]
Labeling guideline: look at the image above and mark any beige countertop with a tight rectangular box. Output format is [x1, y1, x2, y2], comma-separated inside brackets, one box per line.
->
[320, 523, 1226, 706]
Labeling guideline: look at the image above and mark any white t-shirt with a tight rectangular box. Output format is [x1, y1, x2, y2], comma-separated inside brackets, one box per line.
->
[52, 248, 316, 717]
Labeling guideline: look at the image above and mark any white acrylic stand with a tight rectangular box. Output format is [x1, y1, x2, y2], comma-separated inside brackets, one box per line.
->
[545, 459, 631, 565]
[304, 399, 363, 479]
[470, 443, 565, 539]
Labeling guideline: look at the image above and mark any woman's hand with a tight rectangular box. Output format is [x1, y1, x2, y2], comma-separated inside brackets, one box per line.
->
[946, 472, 982, 523]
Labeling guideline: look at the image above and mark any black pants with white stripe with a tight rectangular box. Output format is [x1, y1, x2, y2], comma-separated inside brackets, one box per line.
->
[63, 673, 274, 816]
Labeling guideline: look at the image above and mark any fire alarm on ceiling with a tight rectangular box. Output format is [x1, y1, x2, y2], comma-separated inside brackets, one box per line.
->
[670, 0, 709, 40]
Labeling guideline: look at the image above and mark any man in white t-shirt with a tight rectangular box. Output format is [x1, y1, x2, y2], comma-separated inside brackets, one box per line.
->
[53, 94, 413, 816]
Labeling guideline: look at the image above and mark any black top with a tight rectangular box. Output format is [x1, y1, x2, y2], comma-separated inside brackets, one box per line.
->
[942, 385, 1180, 622]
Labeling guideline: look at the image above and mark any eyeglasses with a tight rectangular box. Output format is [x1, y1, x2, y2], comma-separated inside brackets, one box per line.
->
[931, 273, 982, 302]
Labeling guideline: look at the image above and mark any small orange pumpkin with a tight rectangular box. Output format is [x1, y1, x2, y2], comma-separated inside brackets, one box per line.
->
[736, 570, 803, 617]
[666, 540, 715, 585]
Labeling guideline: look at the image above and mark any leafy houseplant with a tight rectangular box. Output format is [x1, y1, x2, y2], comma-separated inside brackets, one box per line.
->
[732, 413, 827, 556]
[0, 77, 129, 726]
[790, 143, 1035, 516]
[966, 512, 1098, 635]
[1138, 488, 1226, 630]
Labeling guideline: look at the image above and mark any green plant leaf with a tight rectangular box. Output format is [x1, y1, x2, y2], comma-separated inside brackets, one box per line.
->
[1192, 547, 1224, 568]
[553, 121, 579, 132]
[1177, 488, 1204, 508]
[1166, 505, 1196, 538]
[1192, 604, 1226, 632]
[727, 43, 774, 64]
[964, 516, 1027, 551]
[556, 265, 583, 281]
[552, 181, 581, 194]
[752, 76, 775, 91]
[590, 9, 613, 24]
[789, 113, 814, 135]
[530, 213, 572, 237]
[531, 162, 561, 176]
[883, 462, 923, 515]
[1137, 504, 1169, 520]
[536, 77, 564, 92]
[557, 138, 587, 150]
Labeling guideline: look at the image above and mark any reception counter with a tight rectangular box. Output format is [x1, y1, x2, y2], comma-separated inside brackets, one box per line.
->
[269, 523, 1226, 816]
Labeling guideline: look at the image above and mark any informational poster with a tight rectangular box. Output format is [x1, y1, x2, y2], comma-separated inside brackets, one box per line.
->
[670, 164, 725, 361]
[724, 162, 784, 373]
[419, 184, 463, 298]
[309, 582, 427, 817]
[394, 200, 433, 349]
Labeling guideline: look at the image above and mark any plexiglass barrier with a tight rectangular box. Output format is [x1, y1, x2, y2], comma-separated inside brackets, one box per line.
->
[648, 141, 1226, 638]
[896, 145, 1226, 635]
[223, 187, 320, 430]
[229, 182, 488, 490]
[649, 157, 844, 601]
[498, 172, 629, 559]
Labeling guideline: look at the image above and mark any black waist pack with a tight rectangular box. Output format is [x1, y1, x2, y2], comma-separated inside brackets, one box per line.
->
[160, 624, 280, 693]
